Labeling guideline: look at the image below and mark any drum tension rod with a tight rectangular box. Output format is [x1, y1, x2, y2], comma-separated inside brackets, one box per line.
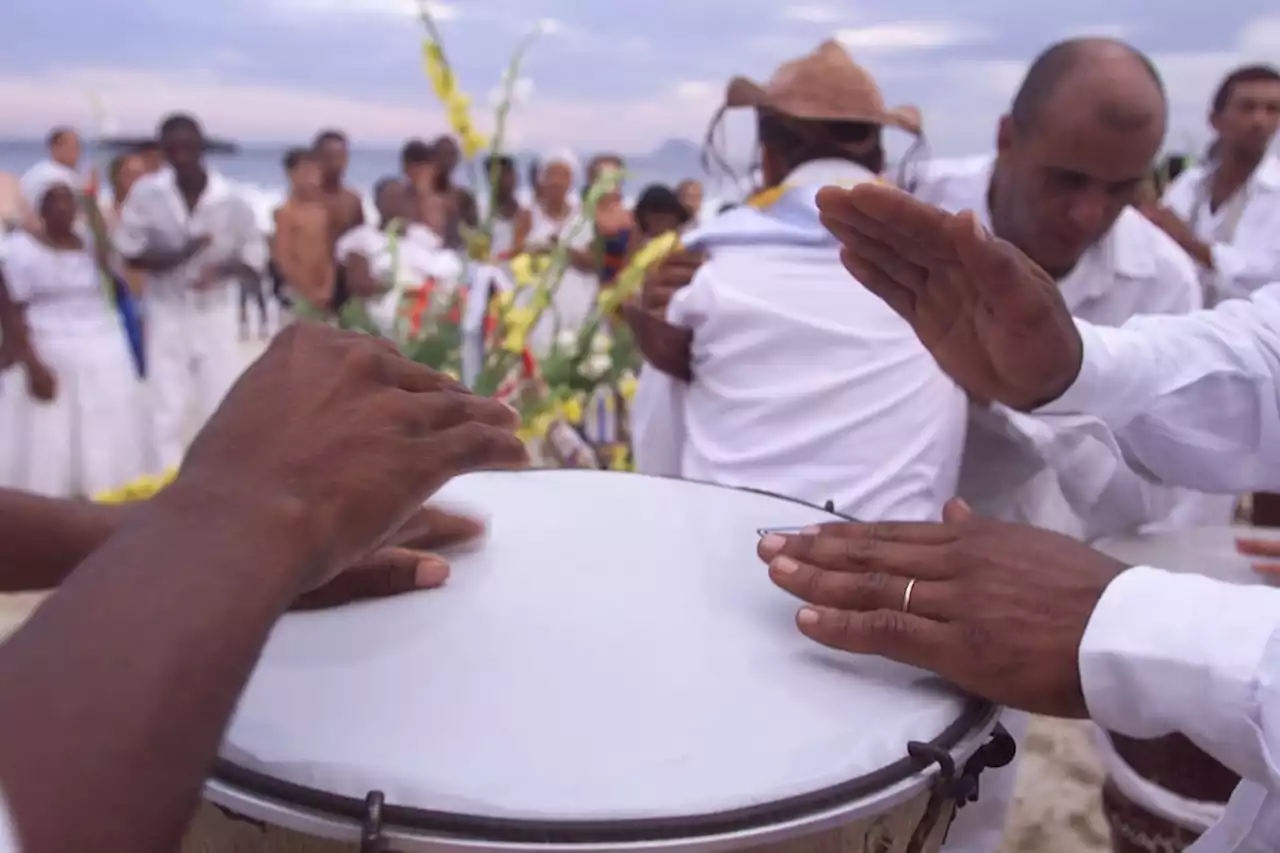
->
[905, 723, 1017, 845]
[362, 790, 398, 853]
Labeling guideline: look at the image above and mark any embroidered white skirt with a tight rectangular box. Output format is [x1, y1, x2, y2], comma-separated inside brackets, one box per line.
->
[0, 316, 155, 498]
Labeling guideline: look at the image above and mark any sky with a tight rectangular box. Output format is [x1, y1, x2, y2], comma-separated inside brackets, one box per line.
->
[0, 0, 1277, 158]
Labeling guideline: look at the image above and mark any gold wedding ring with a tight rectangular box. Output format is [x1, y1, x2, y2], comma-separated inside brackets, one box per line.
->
[901, 578, 917, 614]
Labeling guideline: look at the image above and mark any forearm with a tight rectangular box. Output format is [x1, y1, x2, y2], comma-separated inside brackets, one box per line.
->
[1038, 292, 1280, 493]
[1080, 566, 1280, 785]
[0, 481, 311, 853]
[125, 248, 191, 273]
[0, 490, 125, 591]
[0, 306, 39, 370]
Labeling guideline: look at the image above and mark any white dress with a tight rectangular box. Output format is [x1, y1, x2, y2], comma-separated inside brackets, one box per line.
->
[526, 202, 599, 355]
[0, 233, 153, 497]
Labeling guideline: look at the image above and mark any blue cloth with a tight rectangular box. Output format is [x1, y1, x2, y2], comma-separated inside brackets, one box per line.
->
[112, 277, 146, 377]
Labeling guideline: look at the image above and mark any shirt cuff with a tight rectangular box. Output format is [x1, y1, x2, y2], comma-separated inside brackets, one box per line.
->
[1035, 320, 1137, 425]
[1080, 565, 1280, 780]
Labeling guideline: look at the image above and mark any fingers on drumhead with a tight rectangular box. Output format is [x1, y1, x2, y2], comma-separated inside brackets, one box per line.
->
[771, 559, 902, 609]
[795, 606, 949, 672]
[425, 422, 531, 474]
[403, 389, 521, 433]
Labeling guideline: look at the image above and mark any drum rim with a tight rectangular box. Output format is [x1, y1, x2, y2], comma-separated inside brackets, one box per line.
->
[213, 470, 995, 844]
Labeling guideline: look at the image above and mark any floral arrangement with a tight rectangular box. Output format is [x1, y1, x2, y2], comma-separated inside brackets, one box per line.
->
[312, 3, 688, 470]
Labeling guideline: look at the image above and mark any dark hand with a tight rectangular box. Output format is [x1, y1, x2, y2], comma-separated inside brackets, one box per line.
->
[183, 235, 212, 259]
[25, 361, 57, 402]
[757, 499, 1127, 717]
[816, 183, 1083, 411]
[620, 304, 693, 382]
[176, 324, 528, 595]
[641, 248, 703, 317]
[291, 506, 484, 610]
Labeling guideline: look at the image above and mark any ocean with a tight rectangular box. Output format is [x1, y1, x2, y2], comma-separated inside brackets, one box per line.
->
[0, 139, 744, 232]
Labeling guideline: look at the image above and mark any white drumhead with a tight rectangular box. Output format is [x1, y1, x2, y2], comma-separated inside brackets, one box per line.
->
[218, 471, 985, 832]
[1093, 525, 1280, 587]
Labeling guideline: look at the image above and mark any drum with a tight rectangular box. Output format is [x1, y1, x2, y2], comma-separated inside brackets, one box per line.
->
[196, 470, 1011, 853]
[1090, 525, 1277, 853]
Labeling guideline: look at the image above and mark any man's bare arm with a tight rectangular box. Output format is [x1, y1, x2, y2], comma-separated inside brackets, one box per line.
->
[0, 482, 312, 853]
[0, 490, 125, 592]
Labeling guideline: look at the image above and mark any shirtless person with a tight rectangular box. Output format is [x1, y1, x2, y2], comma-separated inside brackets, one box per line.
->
[272, 148, 333, 314]
[312, 129, 365, 311]
[430, 135, 478, 250]
[402, 139, 448, 239]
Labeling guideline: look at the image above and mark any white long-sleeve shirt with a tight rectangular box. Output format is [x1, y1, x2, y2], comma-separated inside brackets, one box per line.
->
[1163, 156, 1280, 304]
[1042, 283, 1280, 852]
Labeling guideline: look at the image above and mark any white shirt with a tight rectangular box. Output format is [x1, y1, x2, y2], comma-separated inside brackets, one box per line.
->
[112, 167, 266, 306]
[1041, 284, 1280, 852]
[17, 159, 81, 210]
[917, 155, 1230, 538]
[335, 222, 463, 333]
[1164, 155, 1280, 304]
[0, 232, 113, 336]
[633, 160, 968, 520]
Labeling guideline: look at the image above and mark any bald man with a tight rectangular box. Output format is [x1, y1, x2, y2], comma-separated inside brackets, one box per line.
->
[911, 39, 1232, 853]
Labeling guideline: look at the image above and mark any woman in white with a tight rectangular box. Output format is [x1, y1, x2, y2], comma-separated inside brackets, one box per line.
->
[0, 177, 152, 497]
[334, 176, 463, 335]
[513, 149, 599, 354]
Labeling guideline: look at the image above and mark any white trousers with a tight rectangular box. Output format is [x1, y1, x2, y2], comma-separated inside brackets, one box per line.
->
[0, 317, 154, 497]
[147, 290, 245, 470]
[941, 710, 1029, 853]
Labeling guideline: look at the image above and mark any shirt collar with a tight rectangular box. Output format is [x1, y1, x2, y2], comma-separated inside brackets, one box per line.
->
[782, 159, 879, 188]
[158, 165, 232, 206]
[1254, 154, 1280, 191]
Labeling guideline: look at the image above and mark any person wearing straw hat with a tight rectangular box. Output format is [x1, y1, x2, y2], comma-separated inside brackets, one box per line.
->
[629, 39, 967, 523]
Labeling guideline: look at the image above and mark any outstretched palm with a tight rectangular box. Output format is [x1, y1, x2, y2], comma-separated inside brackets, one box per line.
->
[817, 184, 1083, 411]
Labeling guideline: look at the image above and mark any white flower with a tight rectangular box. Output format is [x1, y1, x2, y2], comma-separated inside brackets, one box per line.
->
[581, 353, 611, 380]
[589, 330, 612, 354]
[556, 329, 578, 351]
[536, 17, 562, 35]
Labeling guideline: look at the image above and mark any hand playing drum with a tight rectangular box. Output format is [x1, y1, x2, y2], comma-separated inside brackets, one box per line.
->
[757, 498, 1127, 717]
[178, 322, 530, 598]
[815, 183, 1084, 411]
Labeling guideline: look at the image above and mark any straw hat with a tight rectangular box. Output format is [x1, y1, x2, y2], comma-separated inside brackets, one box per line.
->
[724, 39, 921, 135]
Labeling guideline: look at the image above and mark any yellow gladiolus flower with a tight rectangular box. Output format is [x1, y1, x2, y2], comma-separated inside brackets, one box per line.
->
[502, 305, 536, 353]
[422, 42, 453, 101]
[608, 446, 632, 471]
[617, 373, 638, 402]
[509, 254, 535, 287]
[558, 395, 584, 425]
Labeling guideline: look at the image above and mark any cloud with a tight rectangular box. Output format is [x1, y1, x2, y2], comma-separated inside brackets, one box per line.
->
[0, 66, 720, 154]
[780, 4, 842, 24]
[906, 13, 1280, 156]
[835, 21, 982, 53]
[268, 0, 458, 19]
